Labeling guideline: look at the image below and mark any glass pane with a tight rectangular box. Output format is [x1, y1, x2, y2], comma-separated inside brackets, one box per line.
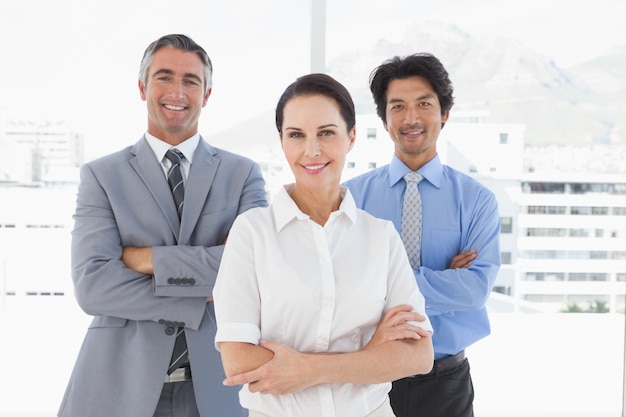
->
[1, 1, 625, 417]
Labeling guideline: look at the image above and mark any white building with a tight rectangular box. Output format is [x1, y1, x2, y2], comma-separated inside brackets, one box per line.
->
[516, 174, 626, 313]
[0, 117, 83, 184]
[0, 117, 82, 307]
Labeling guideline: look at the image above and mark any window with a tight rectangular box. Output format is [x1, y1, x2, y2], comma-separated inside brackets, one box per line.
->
[493, 285, 510, 295]
[501, 251, 512, 264]
[527, 228, 567, 237]
[590, 273, 609, 281]
[569, 183, 589, 194]
[570, 228, 590, 237]
[569, 273, 588, 281]
[524, 272, 564, 281]
[4, 2, 623, 416]
[525, 182, 565, 194]
[613, 207, 626, 215]
[527, 205, 566, 214]
[571, 206, 591, 215]
[500, 217, 512, 233]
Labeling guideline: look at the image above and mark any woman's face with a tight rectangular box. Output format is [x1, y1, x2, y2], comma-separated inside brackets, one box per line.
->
[280, 94, 355, 193]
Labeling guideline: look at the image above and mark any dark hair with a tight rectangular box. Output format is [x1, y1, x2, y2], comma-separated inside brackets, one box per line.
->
[139, 34, 213, 94]
[275, 73, 355, 134]
[369, 53, 454, 124]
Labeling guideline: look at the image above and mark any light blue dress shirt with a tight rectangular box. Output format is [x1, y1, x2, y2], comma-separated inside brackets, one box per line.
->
[344, 154, 501, 360]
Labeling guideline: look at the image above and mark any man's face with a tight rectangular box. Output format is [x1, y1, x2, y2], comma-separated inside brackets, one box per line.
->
[138, 46, 211, 145]
[384, 76, 449, 169]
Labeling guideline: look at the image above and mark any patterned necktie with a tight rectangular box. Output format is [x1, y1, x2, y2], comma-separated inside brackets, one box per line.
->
[164, 148, 188, 374]
[165, 148, 185, 219]
[402, 172, 424, 269]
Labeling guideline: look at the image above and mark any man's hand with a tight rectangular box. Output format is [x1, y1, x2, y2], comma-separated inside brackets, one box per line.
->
[449, 249, 477, 269]
[121, 247, 154, 275]
[223, 340, 314, 394]
[365, 305, 430, 349]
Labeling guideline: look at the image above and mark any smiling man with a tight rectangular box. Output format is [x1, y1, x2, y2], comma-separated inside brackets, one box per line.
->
[57, 34, 267, 417]
[344, 53, 501, 417]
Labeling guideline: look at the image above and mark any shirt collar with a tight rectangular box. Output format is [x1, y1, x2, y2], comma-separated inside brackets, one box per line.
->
[144, 132, 200, 164]
[272, 184, 357, 233]
[389, 153, 443, 189]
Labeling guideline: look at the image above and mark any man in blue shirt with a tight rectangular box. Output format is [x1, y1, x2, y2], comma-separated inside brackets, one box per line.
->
[344, 53, 501, 417]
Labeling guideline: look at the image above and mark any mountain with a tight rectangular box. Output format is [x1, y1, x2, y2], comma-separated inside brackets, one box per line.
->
[208, 21, 626, 175]
[326, 21, 625, 147]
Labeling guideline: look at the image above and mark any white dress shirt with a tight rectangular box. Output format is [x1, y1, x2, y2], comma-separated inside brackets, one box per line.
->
[214, 185, 432, 417]
[144, 132, 199, 181]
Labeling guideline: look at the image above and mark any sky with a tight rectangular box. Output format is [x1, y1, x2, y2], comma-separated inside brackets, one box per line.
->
[1, 0, 625, 158]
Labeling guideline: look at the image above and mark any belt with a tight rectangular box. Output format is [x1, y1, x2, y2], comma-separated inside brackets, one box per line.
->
[407, 350, 466, 378]
[165, 365, 192, 383]
[433, 350, 465, 373]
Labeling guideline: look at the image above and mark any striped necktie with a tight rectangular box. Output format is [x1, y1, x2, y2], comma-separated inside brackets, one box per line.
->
[402, 172, 424, 269]
[164, 148, 188, 374]
[164, 148, 185, 219]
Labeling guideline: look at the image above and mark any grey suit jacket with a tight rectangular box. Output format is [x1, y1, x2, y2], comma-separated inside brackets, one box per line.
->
[58, 136, 267, 417]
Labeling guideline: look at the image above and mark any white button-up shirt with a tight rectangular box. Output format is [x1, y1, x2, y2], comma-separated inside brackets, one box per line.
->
[214, 185, 432, 417]
[144, 132, 199, 181]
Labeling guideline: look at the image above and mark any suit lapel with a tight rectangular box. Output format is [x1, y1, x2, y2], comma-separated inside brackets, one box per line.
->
[129, 137, 180, 238]
[179, 137, 220, 244]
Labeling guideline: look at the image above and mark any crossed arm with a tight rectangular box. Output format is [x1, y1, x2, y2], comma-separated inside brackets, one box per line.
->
[218, 305, 434, 395]
[449, 249, 477, 269]
[121, 247, 153, 274]
[216, 249, 476, 395]
[121, 247, 215, 302]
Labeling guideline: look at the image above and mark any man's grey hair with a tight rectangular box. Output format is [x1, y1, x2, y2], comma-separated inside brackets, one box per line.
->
[138, 34, 213, 93]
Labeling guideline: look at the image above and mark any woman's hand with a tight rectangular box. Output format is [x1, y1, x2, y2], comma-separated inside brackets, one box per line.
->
[364, 304, 430, 349]
[223, 340, 318, 395]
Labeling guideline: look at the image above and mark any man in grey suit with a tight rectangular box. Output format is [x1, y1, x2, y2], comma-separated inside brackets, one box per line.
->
[58, 34, 267, 417]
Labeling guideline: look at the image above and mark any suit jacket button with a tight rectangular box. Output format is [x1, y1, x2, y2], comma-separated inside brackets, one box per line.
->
[181, 278, 188, 285]
[189, 278, 196, 285]
[165, 326, 175, 336]
[167, 278, 175, 284]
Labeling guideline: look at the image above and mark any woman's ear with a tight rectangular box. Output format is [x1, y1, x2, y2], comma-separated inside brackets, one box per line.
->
[347, 127, 356, 152]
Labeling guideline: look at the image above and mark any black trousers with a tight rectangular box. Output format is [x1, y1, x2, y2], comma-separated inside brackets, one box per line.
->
[389, 356, 474, 417]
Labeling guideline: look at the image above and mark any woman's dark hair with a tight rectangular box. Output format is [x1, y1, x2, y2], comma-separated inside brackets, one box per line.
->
[275, 73, 355, 133]
[369, 53, 454, 124]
